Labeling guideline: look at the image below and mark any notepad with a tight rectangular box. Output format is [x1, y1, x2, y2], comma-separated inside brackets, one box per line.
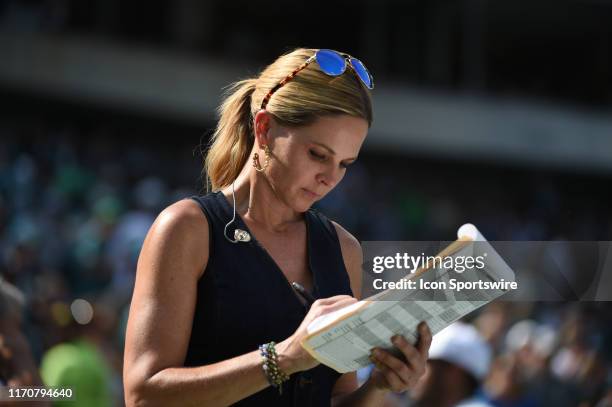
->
[300, 224, 515, 373]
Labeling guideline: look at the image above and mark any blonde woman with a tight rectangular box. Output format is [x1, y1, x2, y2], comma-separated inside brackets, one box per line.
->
[123, 48, 432, 406]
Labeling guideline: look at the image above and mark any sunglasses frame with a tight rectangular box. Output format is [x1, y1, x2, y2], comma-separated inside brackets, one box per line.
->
[260, 49, 374, 111]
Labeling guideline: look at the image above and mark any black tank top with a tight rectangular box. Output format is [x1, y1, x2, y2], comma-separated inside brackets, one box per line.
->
[185, 191, 354, 406]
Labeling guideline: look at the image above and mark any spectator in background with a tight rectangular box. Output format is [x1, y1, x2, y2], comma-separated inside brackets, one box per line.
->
[104, 176, 163, 303]
[39, 297, 115, 407]
[410, 322, 493, 407]
[0, 277, 49, 406]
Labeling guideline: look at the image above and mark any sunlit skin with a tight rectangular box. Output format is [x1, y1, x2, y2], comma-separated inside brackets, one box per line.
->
[264, 113, 366, 209]
[228, 110, 368, 231]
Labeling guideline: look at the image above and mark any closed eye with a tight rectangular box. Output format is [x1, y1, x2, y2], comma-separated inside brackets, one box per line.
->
[310, 149, 354, 169]
[309, 149, 326, 161]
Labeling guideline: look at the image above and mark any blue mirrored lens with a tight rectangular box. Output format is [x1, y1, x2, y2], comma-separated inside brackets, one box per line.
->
[315, 49, 346, 76]
[350, 57, 373, 89]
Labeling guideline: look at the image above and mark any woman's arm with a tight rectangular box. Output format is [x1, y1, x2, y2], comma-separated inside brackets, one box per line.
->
[330, 222, 432, 407]
[124, 200, 282, 406]
[123, 200, 356, 407]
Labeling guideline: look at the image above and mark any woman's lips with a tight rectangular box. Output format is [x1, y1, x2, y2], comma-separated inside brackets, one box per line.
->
[302, 188, 321, 199]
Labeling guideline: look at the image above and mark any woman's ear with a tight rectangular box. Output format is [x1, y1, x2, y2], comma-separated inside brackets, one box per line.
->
[253, 110, 273, 147]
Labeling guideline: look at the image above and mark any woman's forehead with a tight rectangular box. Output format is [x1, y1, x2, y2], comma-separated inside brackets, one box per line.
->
[288, 115, 368, 146]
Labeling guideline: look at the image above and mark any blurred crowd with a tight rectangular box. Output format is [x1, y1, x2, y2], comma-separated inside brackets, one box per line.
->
[1, 118, 611, 406]
[368, 303, 612, 407]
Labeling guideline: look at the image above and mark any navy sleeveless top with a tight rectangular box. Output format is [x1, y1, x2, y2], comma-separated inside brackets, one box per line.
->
[185, 191, 354, 406]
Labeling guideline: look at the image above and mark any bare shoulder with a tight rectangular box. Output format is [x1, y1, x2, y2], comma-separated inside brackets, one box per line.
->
[143, 198, 210, 280]
[157, 198, 207, 226]
[330, 221, 363, 299]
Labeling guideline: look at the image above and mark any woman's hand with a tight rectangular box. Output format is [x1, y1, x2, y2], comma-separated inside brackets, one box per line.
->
[367, 322, 432, 393]
[276, 295, 358, 374]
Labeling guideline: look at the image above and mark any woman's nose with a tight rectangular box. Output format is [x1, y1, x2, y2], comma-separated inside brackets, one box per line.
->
[317, 166, 341, 187]
[316, 174, 329, 186]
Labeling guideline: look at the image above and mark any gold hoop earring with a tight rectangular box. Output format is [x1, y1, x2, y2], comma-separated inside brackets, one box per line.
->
[253, 145, 271, 172]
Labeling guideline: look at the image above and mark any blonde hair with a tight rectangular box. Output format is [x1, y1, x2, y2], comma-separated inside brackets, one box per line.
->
[204, 48, 373, 191]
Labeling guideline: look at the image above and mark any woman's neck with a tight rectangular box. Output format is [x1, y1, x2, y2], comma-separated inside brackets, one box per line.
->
[225, 172, 302, 233]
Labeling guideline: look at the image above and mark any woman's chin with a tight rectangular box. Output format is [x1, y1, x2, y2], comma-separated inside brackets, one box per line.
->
[293, 195, 316, 212]
[294, 201, 312, 212]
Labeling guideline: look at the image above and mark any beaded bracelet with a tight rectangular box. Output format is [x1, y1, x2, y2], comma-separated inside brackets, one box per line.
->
[259, 341, 290, 395]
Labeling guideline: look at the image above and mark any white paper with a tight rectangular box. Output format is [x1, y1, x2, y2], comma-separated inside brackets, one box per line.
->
[302, 224, 515, 373]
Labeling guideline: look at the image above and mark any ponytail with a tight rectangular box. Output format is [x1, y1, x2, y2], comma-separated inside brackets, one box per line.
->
[204, 78, 257, 191]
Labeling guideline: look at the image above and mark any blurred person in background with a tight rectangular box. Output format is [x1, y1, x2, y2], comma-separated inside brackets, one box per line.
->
[483, 306, 610, 407]
[484, 352, 536, 407]
[549, 307, 609, 406]
[39, 296, 116, 407]
[104, 176, 163, 303]
[409, 322, 493, 407]
[482, 319, 552, 407]
[123, 47, 432, 406]
[501, 319, 562, 406]
[0, 277, 43, 386]
[0, 277, 49, 407]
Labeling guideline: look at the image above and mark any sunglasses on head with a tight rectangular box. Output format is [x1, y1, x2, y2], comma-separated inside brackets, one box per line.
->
[260, 49, 374, 110]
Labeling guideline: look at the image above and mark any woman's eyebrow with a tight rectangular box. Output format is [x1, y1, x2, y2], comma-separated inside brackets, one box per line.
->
[312, 142, 357, 161]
